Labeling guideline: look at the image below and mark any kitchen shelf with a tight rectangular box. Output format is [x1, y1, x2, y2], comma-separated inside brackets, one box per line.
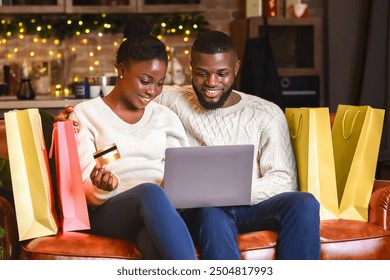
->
[231, 17, 322, 76]
[0, 0, 65, 13]
[231, 17, 324, 107]
[0, 0, 205, 14]
[0, 95, 87, 119]
[136, 0, 205, 14]
[65, 0, 137, 14]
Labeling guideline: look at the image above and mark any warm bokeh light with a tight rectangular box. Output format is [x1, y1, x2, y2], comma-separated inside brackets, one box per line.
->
[0, 14, 206, 92]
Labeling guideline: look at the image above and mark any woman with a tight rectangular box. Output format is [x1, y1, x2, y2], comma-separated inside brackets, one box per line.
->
[69, 16, 196, 260]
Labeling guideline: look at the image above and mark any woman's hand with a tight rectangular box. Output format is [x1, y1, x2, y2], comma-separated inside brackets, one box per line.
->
[90, 165, 119, 192]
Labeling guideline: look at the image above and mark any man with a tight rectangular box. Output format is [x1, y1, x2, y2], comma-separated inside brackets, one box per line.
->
[58, 30, 320, 260]
[156, 31, 320, 260]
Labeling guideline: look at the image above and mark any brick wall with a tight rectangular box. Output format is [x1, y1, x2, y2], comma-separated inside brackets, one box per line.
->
[204, 0, 245, 34]
[0, 0, 322, 95]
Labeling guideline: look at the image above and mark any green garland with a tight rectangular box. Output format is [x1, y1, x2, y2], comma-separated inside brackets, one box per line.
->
[0, 13, 208, 40]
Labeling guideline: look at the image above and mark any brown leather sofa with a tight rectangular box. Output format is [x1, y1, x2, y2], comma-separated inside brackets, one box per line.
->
[1, 118, 390, 260]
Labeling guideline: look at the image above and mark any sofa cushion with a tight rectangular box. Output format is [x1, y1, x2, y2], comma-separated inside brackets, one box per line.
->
[239, 219, 390, 260]
[238, 231, 277, 260]
[319, 219, 390, 259]
[18, 219, 390, 260]
[320, 219, 390, 241]
[19, 231, 143, 260]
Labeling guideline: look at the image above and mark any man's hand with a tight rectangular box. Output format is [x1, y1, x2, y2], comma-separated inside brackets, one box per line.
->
[55, 106, 79, 127]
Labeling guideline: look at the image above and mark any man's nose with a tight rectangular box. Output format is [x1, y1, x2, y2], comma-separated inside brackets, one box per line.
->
[206, 74, 218, 86]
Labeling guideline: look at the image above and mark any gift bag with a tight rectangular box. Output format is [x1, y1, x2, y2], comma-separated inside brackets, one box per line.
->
[332, 105, 385, 221]
[4, 108, 58, 240]
[50, 120, 90, 232]
[285, 108, 339, 220]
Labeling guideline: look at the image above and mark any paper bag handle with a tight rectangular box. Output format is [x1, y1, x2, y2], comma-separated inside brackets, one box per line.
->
[49, 126, 57, 159]
[342, 109, 360, 140]
[289, 114, 302, 139]
[49, 121, 79, 159]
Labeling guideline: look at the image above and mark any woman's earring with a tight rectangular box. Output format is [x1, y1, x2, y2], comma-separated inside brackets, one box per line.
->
[119, 75, 123, 79]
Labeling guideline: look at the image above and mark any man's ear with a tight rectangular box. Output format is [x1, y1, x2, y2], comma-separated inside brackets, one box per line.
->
[234, 60, 241, 76]
[189, 59, 194, 77]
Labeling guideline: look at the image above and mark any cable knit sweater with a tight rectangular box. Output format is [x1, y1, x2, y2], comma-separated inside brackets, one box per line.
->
[70, 97, 189, 206]
[156, 85, 298, 205]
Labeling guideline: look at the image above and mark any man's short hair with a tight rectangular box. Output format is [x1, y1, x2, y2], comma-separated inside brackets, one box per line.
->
[191, 30, 236, 56]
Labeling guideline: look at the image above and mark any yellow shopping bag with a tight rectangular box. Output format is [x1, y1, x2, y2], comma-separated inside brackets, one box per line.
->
[4, 108, 58, 240]
[285, 107, 339, 220]
[332, 105, 385, 221]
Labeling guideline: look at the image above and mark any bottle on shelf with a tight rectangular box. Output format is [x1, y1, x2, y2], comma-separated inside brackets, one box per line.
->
[17, 61, 35, 100]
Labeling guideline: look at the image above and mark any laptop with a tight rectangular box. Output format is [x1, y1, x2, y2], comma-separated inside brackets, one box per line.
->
[163, 144, 254, 208]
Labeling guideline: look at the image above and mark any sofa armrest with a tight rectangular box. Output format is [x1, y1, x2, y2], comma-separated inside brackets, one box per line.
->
[0, 120, 8, 159]
[0, 195, 18, 259]
[369, 180, 390, 231]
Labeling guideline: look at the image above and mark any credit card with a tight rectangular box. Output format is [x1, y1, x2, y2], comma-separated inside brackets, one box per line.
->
[93, 143, 121, 167]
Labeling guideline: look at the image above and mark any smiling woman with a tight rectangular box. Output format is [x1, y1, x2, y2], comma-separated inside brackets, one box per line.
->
[64, 15, 196, 260]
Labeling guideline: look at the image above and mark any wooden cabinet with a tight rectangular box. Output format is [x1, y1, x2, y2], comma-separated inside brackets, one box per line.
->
[137, 0, 205, 13]
[0, 0, 65, 13]
[0, 0, 205, 14]
[231, 17, 324, 106]
[65, 0, 137, 14]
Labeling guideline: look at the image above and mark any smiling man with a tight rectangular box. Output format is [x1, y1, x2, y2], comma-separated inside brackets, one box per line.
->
[56, 30, 321, 260]
[157, 30, 321, 260]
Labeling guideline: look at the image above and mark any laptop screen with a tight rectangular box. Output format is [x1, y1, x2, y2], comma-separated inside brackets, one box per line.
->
[163, 145, 254, 208]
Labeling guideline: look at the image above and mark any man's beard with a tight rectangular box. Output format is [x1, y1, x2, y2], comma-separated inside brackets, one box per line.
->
[192, 82, 235, 110]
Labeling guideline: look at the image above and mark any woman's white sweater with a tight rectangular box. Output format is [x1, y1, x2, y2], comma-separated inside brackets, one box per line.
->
[70, 97, 188, 206]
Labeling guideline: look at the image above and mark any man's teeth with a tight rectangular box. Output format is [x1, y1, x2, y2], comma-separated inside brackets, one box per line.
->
[205, 89, 219, 95]
[204, 89, 220, 98]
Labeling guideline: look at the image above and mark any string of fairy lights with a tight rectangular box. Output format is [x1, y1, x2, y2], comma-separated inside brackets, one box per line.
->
[0, 14, 208, 39]
[0, 14, 208, 96]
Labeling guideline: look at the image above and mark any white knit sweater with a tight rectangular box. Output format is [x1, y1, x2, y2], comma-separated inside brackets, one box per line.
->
[70, 97, 189, 206]
[157, 85, 298, 205]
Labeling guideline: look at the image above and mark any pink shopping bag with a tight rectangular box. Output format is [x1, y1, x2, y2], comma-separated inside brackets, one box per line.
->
[50, 120, 90, 231]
